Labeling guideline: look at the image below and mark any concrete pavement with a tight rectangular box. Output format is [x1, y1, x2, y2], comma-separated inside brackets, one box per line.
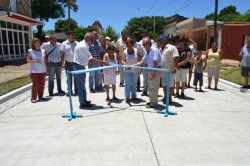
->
[0, 74, 250, 166]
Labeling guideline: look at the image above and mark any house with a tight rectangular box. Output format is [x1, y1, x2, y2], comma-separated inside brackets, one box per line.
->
[164, 14, 188, 36]
[175, 17, 250, 60]
[0, 0, 43, 62]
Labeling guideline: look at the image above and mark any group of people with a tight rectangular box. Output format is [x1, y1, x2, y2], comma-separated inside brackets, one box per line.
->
[27, 29, 250, 109]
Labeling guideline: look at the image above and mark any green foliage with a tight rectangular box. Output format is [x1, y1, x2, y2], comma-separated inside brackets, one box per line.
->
[103, 26, 118, 41]
[54, 19, 78, 32]
[205, 5, 250, 22]
[125, 16, 168, 40]
[74, 26, 87, 41]
[31, 0, 78, 21]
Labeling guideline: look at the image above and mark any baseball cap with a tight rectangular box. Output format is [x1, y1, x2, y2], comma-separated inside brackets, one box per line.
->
[159, 34, 168, 40]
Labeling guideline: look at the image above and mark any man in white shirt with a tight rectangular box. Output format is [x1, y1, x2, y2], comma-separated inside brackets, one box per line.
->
[159, 34, 179, 104]
[60, 31, 78, 95]
[136, 37, 162, 108]
[41, 34, 65, 96]
[73, 32, 108, 108]
[239, 37, 250, 88]
[116, 30, 127, 87]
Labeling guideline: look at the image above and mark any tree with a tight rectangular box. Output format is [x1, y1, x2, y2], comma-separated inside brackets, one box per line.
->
[205, 5, 242, 22]
[103, 26, 118, 41]
[54, 19, 78, 32]
[74, 26, 87, 41]
[31, 0, 78, 22]
[125, 16, 168, 40]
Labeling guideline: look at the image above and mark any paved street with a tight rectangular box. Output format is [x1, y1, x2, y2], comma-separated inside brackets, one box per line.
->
[0, 74, 250, 166]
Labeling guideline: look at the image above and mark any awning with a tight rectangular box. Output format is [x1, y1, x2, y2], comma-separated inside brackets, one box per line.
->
[0, 11, 43, 26]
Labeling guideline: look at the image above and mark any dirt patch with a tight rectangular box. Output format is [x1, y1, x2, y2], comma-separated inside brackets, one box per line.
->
[0, 61, 30, 84]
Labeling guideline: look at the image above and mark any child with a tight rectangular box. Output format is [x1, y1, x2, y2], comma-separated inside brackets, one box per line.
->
[193, 50, 206, 92]
[103, 45, 119, 101]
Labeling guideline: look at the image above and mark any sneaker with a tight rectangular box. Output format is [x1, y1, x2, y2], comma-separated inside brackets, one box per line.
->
[125, 99, 130, 104]
[113, 96, 119, 101]
[90, 89, 95, 93]
[181, 92, 185, 98]
[199, 89, 204, 92]
[175, 92, 180, 98]
[162, 97, 166, 104]
[146, 103, 157, 108]
[31, 99, 37, 103]
[85, 100, 91, 104]
[79, 103, 92, 109]
[119, 83, 124, 87]
[49, 93, 54, 97]
[132, 97, 139, 101]
[58, 90, 65, 94]
[137, 88, 142, 92]
[141, 92, 148, 96]
[106, 96, 110, 102]
[38, 97, 46, 101]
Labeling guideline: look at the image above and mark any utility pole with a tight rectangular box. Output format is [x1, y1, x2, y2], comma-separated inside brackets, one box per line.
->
[67, 0, 71, 31]
[214, 0, 218, 43]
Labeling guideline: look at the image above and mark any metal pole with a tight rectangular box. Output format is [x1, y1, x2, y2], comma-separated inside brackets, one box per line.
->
[214, 0, 218, 43]
[67, 0, 70, 31]
[153, 15, 155, 33]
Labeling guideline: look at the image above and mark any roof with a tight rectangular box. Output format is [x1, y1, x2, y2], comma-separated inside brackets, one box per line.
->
[224, 22, 250, 27]
[0, 11, 43, 26]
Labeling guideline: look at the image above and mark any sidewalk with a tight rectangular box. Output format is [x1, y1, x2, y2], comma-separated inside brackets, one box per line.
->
[0, 75, 250, 166]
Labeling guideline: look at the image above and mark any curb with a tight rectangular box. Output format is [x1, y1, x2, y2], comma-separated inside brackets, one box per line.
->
[0, 82, 32, 105]
[203, 73, 250, 94]
[0, 77, 49, 105]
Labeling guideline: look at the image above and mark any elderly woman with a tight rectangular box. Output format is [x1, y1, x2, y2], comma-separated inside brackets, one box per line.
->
[27, 38, 47, 103]
[121, 38, 142, 103]
[206, 42, 223, 90]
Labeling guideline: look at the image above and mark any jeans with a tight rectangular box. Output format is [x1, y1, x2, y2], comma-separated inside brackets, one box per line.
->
[73, 63, 87, 106]
[124, 72, 138, 99]
[65, 62, 77, 94]
[48, 62, 62, 95]
[89, 63, 101, 89]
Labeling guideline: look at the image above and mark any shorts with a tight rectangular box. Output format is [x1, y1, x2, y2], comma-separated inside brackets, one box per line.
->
[241, 66, 250, 77]
[161, 72, 175, 87]
[207, 66, 220, 78]
[104, 74, 116, 85]
[175, 68, 189, 82]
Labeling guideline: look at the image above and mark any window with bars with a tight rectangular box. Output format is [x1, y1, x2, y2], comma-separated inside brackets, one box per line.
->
[0, 21, 30, 61]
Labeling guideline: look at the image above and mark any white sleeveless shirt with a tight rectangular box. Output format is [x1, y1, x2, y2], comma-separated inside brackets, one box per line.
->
[124, 48, 138, 73]
[29, 49, 46, 73]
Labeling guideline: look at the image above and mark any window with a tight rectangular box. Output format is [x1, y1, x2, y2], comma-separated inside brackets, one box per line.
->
[18, 24, 22, 30]
[24, 33, 29, 44]
[1, 21, 6, 28]
[8, 31, 13, 44]
[0, 21, 30, 60]
[24, 26, 29, 31]
[2, 30, 7, 44]
[13, 23, 17, 30]
[7, 22, 12, 29]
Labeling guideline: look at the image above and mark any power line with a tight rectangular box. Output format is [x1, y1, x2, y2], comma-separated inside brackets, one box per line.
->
[149, 0, 158, 9]
[173, 0, 195, 14]
[156, 0, 177, 12]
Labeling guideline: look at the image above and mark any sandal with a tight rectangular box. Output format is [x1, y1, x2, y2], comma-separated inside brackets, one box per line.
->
[31, 99, 37, 103]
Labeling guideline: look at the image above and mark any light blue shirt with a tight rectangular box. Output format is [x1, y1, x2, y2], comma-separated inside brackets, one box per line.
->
[142, 47, 161, 68]
[240, 45, 250, 67]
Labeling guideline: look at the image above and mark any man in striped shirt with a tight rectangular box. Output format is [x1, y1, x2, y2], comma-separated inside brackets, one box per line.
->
[88, 31, 103, 93]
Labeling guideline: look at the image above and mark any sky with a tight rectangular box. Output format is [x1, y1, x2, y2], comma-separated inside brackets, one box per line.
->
[43, 0, 250, 33]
